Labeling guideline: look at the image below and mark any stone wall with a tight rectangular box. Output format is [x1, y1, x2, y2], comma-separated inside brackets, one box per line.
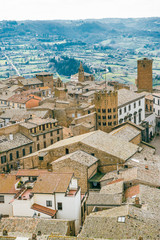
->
[0, 123, 19, 135]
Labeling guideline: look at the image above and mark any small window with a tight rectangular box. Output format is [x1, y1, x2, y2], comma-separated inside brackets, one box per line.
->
[39, 125, 41, 131]
[0, 195, 4, 203]
[34, 128, 36, 133]
[43, 134, 46, 139]
[139, 100, 141, 106]
[108, 122, 112, 126]
[134, 103, 136, 108]
[98, 109, 101, 113]
[113, 108, 116, 112]
[57, 130, 59, 134]
[57, 137, 60, 141]
[37, 136, 39, 141]
[22, 149, 25, 156]
[102, 116, 106, 119]
[37, 143, 40, 151]
[50, 132, 53, 137]
[128, 105, 131, 111]
[16, 151, 19, 159]
[98, 122, 101, 126]
[44, 142, 46, 148]
[1, 156, 6, 164]
[117, 216, 125, 223]
[103, 122, 106, 126]
[57, 202, 62, 210]
[119, 109, 122, 115]
[30, 146, 32, 154]
[108, 115, 112, 119]
[108, 109, 111, 113]
[98, 116, 101, 119]
[46, 200, 52, 207]
[39, 156, 44, 161]
[51, 139, 53, 144]
[66, 148, 69, 154]
[46, 123, 49, 128]
[10, 153, 13, 161]
[124, 107, 126, 113]
[102, 109, 106, 113]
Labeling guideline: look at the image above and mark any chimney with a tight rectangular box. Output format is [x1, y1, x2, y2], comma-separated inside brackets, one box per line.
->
[9, 134, 13, 141]
[135, 197, 140, 205]
[145, 165, 149, 170]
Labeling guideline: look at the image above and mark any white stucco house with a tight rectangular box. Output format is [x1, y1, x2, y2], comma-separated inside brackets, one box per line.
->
[0, 170, 81, 234]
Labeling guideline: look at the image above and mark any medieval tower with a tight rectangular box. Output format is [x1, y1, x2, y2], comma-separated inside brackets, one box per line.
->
[78, 63, 84, 82]
[137, 58, 153, 92]
[95, 90, 118, 133]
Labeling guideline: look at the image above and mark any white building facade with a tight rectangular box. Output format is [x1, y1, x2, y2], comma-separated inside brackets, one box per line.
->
[118, 90, 145, 125]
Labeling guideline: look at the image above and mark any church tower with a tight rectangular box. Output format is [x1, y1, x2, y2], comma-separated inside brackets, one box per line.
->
[78, 63, 84, 82]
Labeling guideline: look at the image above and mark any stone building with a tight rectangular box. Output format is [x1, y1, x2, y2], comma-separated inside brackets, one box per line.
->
[137, 58, 153, 92]
[18, 78, 43, 90]
[0, 133, 34, 172]
[51, 150, 99, 194]
[55, 88, 68, 100]
[0, 117, 63, 172]
[95, 90, 118, 132]
[21, 130, 139, 173]
[35, 72, 54, 91]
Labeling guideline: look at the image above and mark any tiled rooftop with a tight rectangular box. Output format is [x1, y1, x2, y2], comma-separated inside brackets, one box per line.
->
[53, 150, 98, 167]
[110, 124, 141, 142]
[0, 133, 33, 152]
[32, 173, 73, 194]
[118, 89, 145, 107]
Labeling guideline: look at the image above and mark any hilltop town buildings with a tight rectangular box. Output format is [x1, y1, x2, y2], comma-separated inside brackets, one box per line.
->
[1, 59, 160, 239]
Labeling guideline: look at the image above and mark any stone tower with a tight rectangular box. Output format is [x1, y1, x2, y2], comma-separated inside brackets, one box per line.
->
[137, 58, 153, 92]
[36, 72, 54, 90]
[95, 90, 118, 133]
[78, 63, 84, 82]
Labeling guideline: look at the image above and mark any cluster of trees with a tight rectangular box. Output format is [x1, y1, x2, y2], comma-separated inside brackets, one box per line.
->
[49, 56, 92, 76]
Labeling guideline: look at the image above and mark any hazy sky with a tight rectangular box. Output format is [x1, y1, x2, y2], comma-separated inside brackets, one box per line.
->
[0, 0, 160, 20]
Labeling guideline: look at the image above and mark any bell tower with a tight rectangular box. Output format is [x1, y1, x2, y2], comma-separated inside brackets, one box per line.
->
[78, 63, 84, 82]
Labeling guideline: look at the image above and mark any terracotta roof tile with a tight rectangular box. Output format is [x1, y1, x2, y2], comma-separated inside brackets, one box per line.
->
[0, 175, 18, 194]
[31, 203, 57, 217]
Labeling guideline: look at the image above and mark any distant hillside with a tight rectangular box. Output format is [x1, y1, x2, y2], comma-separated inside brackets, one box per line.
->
[1, 18, 160, 43]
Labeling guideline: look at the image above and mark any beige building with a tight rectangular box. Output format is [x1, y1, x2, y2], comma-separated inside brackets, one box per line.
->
[0, 117, 63, 172]
[21, 130, 139, 173]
